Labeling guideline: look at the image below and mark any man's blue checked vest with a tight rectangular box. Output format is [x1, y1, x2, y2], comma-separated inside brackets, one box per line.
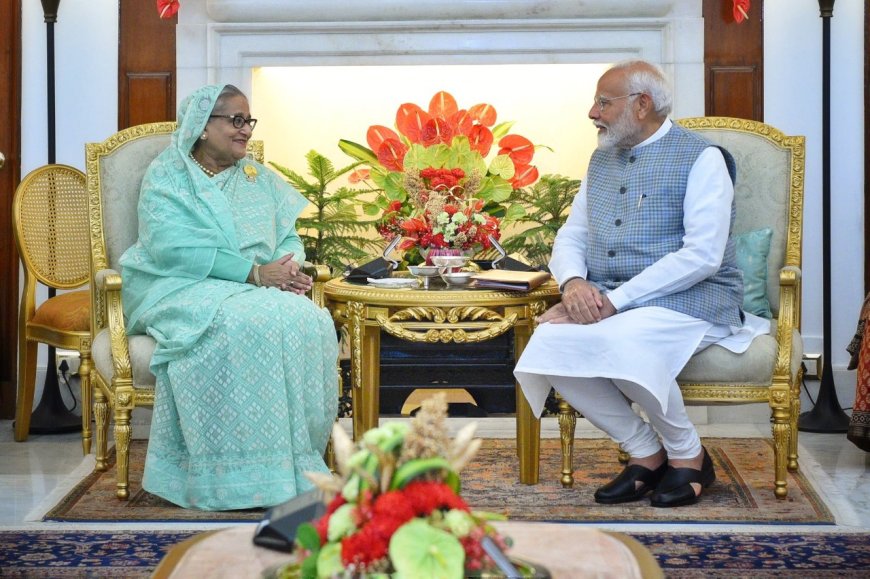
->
[585, 123, 744, 327]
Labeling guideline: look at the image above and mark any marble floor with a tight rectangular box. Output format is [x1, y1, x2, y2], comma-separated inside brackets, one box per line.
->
[2, 414, 868, 535]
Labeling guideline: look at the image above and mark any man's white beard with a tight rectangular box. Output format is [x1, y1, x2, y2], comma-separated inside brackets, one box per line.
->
[596, 107, 642, 150]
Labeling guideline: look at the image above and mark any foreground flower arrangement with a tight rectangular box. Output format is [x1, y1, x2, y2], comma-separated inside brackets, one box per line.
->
[340, 91, 542, 258]
[293, 394, 512, 577]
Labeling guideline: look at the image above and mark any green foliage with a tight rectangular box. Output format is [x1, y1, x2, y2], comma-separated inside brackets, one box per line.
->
[500, 174, 581, 266]
[270, 150, 382, 272]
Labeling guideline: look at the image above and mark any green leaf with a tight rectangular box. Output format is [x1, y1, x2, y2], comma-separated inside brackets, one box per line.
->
[316, 542, 343, 579]
[390, 457, 455, 490]
[389, 519, 465, 579]
[491, 121, 515, 141]
[295, 522, 322, 553]
[487, 155, 515, 179]
[338, 139, 379, 165]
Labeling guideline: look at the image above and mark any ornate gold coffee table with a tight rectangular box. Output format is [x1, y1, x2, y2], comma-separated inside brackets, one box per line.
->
[321, 276, 560, 484]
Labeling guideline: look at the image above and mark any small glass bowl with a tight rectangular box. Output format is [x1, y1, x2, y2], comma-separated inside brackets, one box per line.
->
[431, 255, 470, 272]
[440, 271, 475, 287]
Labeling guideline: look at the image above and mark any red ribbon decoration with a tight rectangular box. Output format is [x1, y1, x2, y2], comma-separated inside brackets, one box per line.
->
[733, 0, 751, 23]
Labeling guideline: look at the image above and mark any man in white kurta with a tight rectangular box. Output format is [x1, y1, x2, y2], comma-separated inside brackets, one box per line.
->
[514, 60, 768, 508]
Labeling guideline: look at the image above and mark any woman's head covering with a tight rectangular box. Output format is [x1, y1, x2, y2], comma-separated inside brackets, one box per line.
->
[174, 84, 224, 161]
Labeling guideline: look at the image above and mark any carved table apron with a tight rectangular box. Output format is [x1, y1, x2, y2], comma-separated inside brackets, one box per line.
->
[322, 277, 560, 484]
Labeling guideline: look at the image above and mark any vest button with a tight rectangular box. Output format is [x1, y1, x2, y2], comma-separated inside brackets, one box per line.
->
[619, 186, 627, 194]
[629, 156, 636, 163]
[615, 219, 622, 226]
[607, 250, 616, 257]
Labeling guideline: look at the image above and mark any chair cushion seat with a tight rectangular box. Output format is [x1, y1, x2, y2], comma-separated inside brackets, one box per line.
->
[30, 290, 90, 332]
[92, 329, 157, 387]
[678, 322, 802, 386]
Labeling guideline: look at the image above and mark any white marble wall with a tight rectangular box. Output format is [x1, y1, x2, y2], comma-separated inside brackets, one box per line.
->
[177, 0, 705, 118]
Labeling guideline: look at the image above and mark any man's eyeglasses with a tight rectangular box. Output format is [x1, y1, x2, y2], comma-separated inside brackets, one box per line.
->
[593, 93, 642, 111]
[209, 114, 258, 130]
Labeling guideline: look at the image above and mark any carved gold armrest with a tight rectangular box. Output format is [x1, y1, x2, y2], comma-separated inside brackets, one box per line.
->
[94, 268, 134, 383]
[773, 266, 802, 380]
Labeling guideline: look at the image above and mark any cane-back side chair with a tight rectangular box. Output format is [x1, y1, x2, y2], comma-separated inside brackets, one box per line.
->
[86, 122, 266, 499]
[13, 165, 94, 454]
[537, 118, 806, 499]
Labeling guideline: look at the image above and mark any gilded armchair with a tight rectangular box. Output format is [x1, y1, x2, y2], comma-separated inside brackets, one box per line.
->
[544, 118, 806, 499]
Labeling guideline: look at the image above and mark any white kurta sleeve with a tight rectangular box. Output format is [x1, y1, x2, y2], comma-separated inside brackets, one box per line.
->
[548, 180, 589, 288]
[605, 146, 735, 311]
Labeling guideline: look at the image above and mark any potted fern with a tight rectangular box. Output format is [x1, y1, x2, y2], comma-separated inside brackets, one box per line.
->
[270, 150, 383, 273]
[499, 174, 580, 266]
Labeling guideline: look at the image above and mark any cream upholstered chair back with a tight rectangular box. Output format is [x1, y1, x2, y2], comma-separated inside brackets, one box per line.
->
[85, 122, 264, 499]
[678, 117, 804, 316]
[537, 118, 807, 500]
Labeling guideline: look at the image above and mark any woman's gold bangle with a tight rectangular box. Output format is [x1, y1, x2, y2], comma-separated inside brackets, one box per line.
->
[252, 264, 262, 287]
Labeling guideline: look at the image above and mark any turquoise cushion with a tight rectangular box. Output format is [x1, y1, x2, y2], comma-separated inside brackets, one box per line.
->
[735, 227, 773, 319]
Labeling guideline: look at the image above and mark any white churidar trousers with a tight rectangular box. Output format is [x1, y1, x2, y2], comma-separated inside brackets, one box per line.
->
[514, 306, 769, 460]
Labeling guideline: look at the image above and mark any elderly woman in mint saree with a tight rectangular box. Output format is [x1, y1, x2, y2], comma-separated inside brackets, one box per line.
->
[119, 84, 338, 510]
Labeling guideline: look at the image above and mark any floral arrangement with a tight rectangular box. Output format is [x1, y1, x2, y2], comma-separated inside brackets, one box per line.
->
[293, 393, 513, 578]
[340, 91, 542, 258]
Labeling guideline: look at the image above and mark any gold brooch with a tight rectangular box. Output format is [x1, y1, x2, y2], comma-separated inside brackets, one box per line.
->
[244, 164, 258, 183]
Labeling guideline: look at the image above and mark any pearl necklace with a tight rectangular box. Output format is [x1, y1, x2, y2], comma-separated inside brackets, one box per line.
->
[189, 152, 216, 178]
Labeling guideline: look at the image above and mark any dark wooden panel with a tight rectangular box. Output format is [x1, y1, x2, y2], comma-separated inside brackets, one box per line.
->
[118, 0, 176, 128]
[125, 73, 174, 126]
[0, 0, 22, 418]
[708, 66, 762, 120]
[703, 0, 764, 120]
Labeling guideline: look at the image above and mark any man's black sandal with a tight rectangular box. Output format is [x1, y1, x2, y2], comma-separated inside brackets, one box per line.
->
[594, 462, 668, 504]
[650, 447, 716, 508]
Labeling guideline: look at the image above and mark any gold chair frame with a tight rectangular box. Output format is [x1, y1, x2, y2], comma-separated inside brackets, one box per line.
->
[86, 122, 264, 499]
[550, 117, 805, 498]
[13, 164, 93, 453]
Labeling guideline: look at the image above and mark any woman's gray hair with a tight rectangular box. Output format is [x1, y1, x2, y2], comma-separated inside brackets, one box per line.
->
[215, 84, 246, 110]
[611, 60, 673, 117]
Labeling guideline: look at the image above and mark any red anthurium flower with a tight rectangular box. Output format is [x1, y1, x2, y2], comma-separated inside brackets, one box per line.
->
[348, 168, 370, 184]
[428, 91, 459, 119]
[468, 103, 497, 127]
[395, 103, 431, 143]
[467, 125, 494, 157]
[421, 117, 455, 146]
[376, 139, 408, 172]
[733, 0, 750, 23]
[498, 134, 535, 165]
[510, 164, 539, 189]
[366, 125, 401, 154]
[156, 0, 180, 19]
[449, 109, 474, 136]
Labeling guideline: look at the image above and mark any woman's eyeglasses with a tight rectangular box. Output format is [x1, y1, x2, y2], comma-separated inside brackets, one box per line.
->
[209, 114, 258, 130]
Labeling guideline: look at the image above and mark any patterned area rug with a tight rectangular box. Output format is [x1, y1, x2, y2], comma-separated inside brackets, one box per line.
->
[44, 437, 833, 524]
[1, 530, 868, 578]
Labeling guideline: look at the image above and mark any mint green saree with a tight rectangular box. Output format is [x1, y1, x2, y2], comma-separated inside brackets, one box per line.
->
[119, 85, 338, 510]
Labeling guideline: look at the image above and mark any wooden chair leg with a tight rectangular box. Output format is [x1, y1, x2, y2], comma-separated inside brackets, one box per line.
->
[14, 341, 38, 442]
[618, 447, 630, 464]
[93, 384, 109, 471]
[557, 394, 576, 488]
[78, 351, 93, 455]
[114, 401, 133, 500]
[771, 400, 790, 499]
[788, 373, 801, 472]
